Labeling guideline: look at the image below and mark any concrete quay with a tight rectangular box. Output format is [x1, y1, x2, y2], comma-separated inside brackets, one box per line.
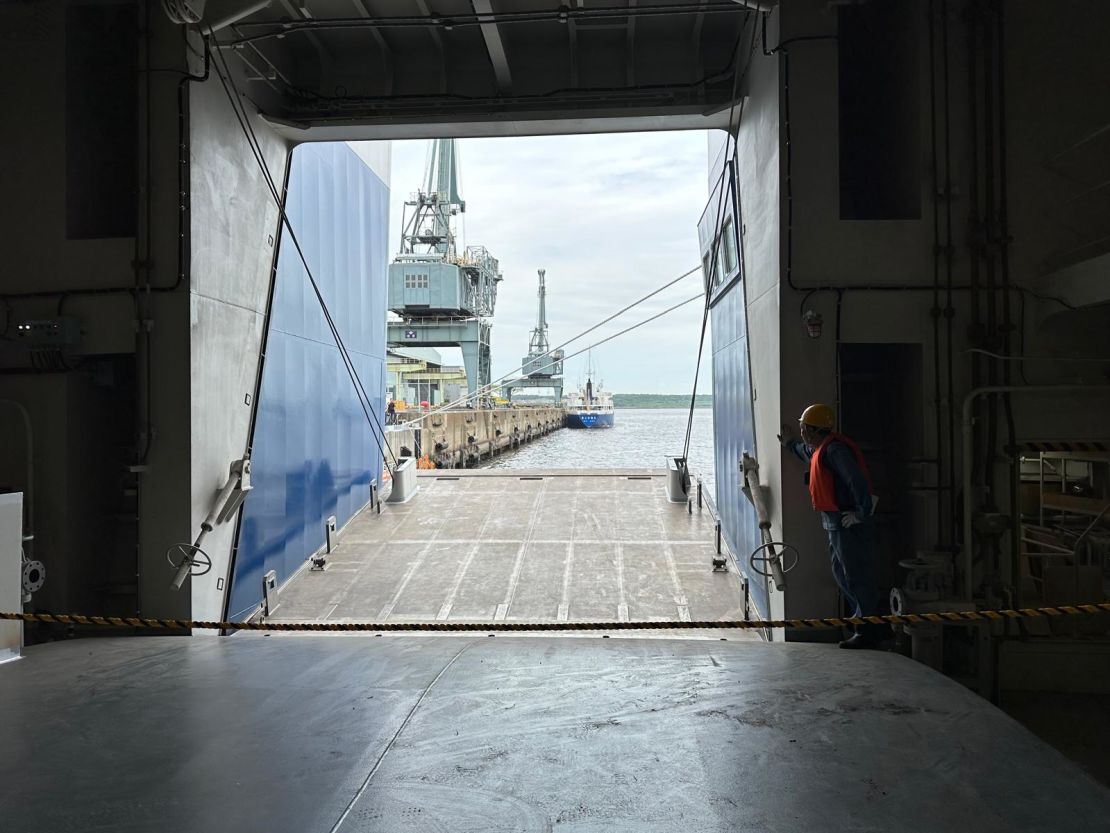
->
[386, 405, 564, 468]
[267, 468, 753, 631]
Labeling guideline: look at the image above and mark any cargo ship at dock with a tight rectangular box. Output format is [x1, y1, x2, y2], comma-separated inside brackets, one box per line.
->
[564, 377, 614, 429]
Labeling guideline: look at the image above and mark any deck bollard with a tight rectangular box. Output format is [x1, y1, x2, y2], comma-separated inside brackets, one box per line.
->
[386, 458, 419, 504]
[664, 456, 687, 503]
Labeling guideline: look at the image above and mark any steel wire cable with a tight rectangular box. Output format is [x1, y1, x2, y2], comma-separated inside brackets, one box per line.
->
[211, 60, 389, 451]
[681, 16, 760, 467]
[227, 12, 752, 432]
[399, 292, 706, 429]
[545, 294, 706, 374]
[215, 18, 703, 449]
[208, 32, 397, 471]
[395, 265, 704, 425]
[211, 14, 749, 447]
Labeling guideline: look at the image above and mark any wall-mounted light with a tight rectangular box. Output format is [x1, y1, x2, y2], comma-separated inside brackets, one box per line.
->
[802, 310, 823, 339]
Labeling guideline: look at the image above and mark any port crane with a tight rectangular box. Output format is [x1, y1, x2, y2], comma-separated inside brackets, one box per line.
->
[386, 139, 501, 403]
[503, 268, 564, 404]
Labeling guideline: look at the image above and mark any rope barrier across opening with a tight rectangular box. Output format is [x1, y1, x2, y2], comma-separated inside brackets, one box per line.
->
[3, 604, 1109, 633]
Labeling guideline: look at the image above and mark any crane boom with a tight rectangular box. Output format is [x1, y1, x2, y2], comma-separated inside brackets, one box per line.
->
[529, 269, 549, 355]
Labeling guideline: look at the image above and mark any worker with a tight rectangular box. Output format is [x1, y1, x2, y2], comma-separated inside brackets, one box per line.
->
[779, 404, 884, 649]
[386, 398, 396, 425]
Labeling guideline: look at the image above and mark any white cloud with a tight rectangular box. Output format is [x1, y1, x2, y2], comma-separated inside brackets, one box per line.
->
[377, 131, 714, 394]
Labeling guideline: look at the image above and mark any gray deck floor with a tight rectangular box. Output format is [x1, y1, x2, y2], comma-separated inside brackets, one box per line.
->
[3, 635, 1109, 832]
[269, 470, 751, 629]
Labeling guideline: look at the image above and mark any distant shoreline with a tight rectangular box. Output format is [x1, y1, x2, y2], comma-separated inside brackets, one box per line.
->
[612, 394, 712, 409]
[509, 394, 712, 408]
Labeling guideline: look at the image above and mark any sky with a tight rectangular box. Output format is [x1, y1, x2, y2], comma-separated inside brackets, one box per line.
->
[371, 131, 712, 395]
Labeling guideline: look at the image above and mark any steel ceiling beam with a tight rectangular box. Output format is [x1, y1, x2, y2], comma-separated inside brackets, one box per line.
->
[414, 0, 448, 93]
[626, 0, 637, 87]
[691, 6, 706, 79]
[472, 0, 513, 93]
[567, 0, 583, 87]
[351, 0, 395, 96]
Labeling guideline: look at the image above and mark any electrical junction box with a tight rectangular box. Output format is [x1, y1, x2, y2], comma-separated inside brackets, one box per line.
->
[14, 317, 81, 347]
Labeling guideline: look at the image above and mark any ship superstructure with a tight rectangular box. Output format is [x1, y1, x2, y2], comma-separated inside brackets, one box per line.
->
[563, 366, 614, 429]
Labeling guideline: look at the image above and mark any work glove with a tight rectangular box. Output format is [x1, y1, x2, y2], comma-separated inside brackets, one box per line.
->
[841, 511, 862, 528]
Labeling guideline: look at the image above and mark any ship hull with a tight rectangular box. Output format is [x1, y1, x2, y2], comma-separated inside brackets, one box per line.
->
[565, 411, 614, 429]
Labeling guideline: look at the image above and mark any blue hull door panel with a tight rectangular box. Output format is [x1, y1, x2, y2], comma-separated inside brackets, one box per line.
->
[699, 158, 767, 617]
[228, 143, 389, 621]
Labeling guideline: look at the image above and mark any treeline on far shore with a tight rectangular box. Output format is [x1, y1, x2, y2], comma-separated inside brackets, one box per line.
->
[612, 394, 712, 409]
[509, 394, 712, 408]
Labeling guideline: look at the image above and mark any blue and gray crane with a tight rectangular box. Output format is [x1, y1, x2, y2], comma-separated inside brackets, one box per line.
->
[504, 268, 564, 403]
[386, 139, 501, 402]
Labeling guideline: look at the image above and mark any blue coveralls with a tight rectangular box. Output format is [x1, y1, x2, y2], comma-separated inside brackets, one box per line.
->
[787, 438, 881, 637]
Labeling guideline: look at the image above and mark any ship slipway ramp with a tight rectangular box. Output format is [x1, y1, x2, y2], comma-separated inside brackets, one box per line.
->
[2, 633, 1109, 832]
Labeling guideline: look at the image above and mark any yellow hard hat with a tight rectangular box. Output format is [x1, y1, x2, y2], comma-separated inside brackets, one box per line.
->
[799, 403, 835, 429]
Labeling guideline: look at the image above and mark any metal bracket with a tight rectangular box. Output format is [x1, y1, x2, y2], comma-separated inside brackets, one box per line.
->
[215, 458, 253, 525]
[262, 569, 279, 616]
[170, 455, 253, 590]
[740, 452, 792, 591]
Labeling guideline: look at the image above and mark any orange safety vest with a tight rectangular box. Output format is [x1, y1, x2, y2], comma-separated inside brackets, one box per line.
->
[808, 433, 873, 512]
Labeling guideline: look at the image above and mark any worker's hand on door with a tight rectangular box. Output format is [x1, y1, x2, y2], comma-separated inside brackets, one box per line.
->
[777, 425, 794, 446]
[841, 511, 862, 528]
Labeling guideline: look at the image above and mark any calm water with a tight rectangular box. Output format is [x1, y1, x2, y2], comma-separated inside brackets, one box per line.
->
[483, 408, 716, 488]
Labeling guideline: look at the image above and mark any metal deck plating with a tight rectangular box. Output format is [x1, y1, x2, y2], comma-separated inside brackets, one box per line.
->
[266, 469, 747, 627]
[2, 635, 1108, 832]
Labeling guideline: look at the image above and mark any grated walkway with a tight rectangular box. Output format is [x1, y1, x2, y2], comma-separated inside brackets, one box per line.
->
[267, 469, 753, 632]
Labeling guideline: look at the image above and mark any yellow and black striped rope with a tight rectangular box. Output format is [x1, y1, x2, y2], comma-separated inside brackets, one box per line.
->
[2, 604, 1110, 633]
[1018, 441, 1108, 454]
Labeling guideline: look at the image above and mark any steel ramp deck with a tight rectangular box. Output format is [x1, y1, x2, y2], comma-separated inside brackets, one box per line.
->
[2, 635, 1108, 832]
[267, 470, 751, 628]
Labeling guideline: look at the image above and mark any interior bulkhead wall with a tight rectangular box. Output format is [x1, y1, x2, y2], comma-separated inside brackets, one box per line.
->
[0, 4, 394, 627]
[0, 2, 195, 626]
[716, 0, 1110, 643]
